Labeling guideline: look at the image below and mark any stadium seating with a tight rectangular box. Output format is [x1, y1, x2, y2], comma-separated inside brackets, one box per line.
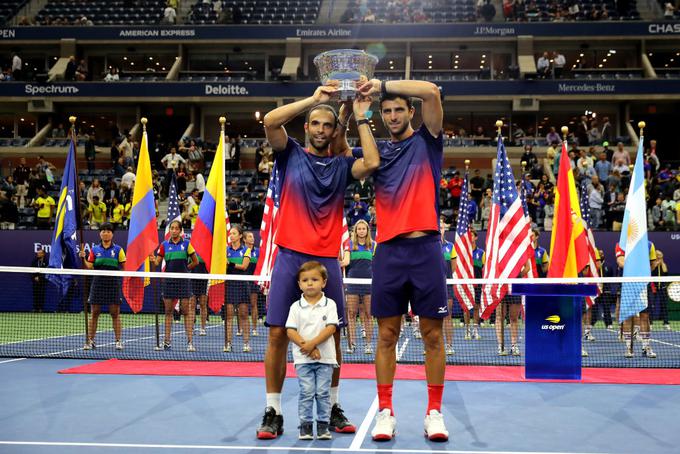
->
[186, 0, 321, 25]
[35, 0, 165, 26]
[508, 0, 641, 22]
[0, 1, 28, 26]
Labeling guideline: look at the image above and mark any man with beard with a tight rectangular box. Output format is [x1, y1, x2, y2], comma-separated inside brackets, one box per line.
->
[256, 83, 379, 439]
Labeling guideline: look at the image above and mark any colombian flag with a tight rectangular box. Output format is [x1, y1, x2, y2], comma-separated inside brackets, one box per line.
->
[548, 141, 589, 278]
[122, 122, 158, 312]
[191, 123, 228, 313]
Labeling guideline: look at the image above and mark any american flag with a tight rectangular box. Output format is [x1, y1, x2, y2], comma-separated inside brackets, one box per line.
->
[165, 173, 182, 241]
[480, 137, 533, 319]
[254, 163, 281, 290]
[579, 178, 601, 307]
[519, 181, 538, 279]
[161, 173, 183, 272]
[453, 170, 475, 312]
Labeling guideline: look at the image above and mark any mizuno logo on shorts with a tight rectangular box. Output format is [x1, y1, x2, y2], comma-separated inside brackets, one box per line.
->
[438, 306, 447, 314]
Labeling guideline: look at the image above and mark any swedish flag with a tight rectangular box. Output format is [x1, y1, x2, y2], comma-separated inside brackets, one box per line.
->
[47, 139, 82, 297]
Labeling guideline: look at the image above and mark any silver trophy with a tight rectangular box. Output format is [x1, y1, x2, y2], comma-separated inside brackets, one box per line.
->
[313, 49, 379, 101]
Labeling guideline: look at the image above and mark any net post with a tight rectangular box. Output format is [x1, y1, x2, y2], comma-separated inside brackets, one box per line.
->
[153, 263, 161, 350]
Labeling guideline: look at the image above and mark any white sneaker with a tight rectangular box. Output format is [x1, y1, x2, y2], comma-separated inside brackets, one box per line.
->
[413, 328, 422, 339]
[585, 332, 596, 342]
[581, 348, 589, 357]
[664, 324, 671, 331]
[445, 344, 455, 355]
[345, 343, 355, 354]
[83, 340, 94, 350]
[361, 328, 367, 338]
[364, 344, 374, 355]
[498, 346, 508, 356]
[510, 344, 520, 356]
[643, 346, 657, 358]
[251, 329, 258, 337]
[624, 347, 634, 358]
[243, 342, 251, 353]
[223, 342, 232, 353]
[236, 330, 242, 337]
[472, 328, 481, 340]
[371, 408, 396, 441]
[199, 328, 207, 336]
[115, 341, 123, 350]
[424, 409, 449, 441]
[464, 330, 471, 341]
[187, 343, 196, 352]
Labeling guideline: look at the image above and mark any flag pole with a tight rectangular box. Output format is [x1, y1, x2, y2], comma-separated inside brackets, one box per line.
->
[494, 120, 506, 353]
[138, 117, 161, 351]
[70, 116, 89, 344]
[218, 116, 231, 351]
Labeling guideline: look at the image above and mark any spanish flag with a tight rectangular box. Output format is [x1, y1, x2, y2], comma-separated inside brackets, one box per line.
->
[190, 122, 228, 313]
[123, 122, 157, 312]
[547, 141, 589, 278]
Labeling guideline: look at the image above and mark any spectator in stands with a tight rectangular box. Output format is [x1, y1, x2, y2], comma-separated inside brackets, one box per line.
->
[594, 151, 612, 182]
[64, 56, 77, 81]
[609, 191, 626, 230]
[652, 197, 664, 230]
[176, 162, 188, 193]
[161, 146, 185, 173]
[85, 134, 96, 174]
[164, 4, 177, 24]
[600, 117, 613, 144]
[32, 186, 55, 230]
[51, 123, 66, 138]
[588, 121, 601, 145]
[552, 51, 565, 78]
[228, 196, 244, 224]
[113, 157, 126, 177]
[119, 166, 135, 191]
[589, 177, 604, 229]
[537, 52, 550, 78]
[521, 144, 538, 168]
[184, 140, 203, 170]
[86, 179, 104, 206]
[102, 178, 118, 210]
[87, 195, 107, 229]
[257, 152, 272, 181]
[31, 249, 49, 311]
[104, 67, 119, 82]
[193, 170, 205, 194]
[13, 157, 30, 208]
[348, 193, 369, 226]
[350, 177, 374, 202]
[0, 191, 18, 229]
[576, 115, 589, 147]
[76, 59, 89, 81]
[448, 171, 464, 210]
[664, 3, 676, 19]
[611, 142, 630, 166]
[363, 9, 376, 23]
[479, 0, 496, 21]
[480, 187, 492, 229]
[11, 53, 22, 82]
[470, 170, 484, 213]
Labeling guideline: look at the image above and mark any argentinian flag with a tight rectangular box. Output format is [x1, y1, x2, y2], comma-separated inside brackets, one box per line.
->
[618, 136, 650, 322]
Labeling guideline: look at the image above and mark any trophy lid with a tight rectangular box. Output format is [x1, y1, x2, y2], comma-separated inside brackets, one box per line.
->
[313, 49, 379, 83]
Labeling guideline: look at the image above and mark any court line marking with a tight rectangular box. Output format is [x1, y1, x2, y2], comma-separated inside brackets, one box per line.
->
[0, 441, 607, 454]
[0, 358, 25, 365]
[349, 338, 410, 450]
[605, 328, 680, 349]
[0, 322, 159, 346]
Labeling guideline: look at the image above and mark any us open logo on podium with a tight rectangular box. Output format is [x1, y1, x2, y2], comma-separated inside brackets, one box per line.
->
[541, 315, 566, 331]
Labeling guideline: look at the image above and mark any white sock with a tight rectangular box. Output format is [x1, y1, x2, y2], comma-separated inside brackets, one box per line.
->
[266, 393, 282, 414]
[330, 386, 339, 407]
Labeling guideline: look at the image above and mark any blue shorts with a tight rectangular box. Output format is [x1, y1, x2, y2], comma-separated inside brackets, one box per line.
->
[371, 234, 448, 319]
[265, 247, 345, 327]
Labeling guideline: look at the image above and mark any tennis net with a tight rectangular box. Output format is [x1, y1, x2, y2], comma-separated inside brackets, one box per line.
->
[1, 266, 679, 368]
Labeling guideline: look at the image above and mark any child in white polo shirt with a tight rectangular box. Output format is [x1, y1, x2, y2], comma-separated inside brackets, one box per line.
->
[285, 261, 338, 440]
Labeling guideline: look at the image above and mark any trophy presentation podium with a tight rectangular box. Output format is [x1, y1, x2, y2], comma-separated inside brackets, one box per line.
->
[513, 283, 599, 380]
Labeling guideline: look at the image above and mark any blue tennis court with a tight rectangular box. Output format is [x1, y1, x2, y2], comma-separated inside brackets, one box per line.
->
[2, 356, 679, 454]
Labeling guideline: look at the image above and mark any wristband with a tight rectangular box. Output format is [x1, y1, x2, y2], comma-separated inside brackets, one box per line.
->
[380, 80, 388, 98]
[357, 119, 370, 127]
